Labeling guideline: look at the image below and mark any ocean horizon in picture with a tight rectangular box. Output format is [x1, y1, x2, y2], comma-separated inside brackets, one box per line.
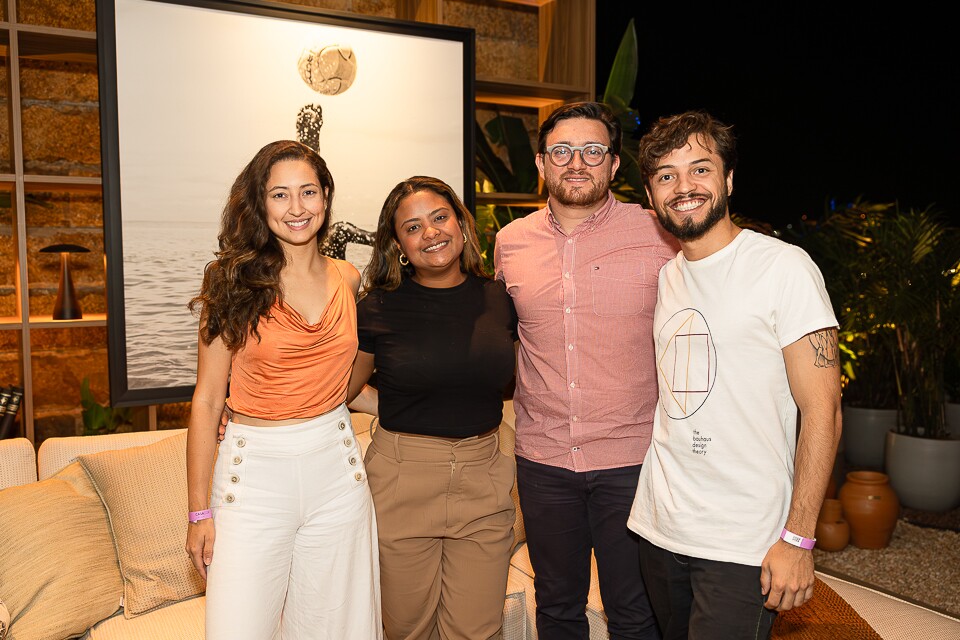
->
[123, 219, 218, 389]
[122, 219, 375, 390]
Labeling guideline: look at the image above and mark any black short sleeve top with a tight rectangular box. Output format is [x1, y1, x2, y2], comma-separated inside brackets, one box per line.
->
[357, 274, 518, 437]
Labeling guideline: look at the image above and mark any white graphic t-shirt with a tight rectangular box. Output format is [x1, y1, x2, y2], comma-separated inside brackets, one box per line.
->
[628, 229, 837, 566]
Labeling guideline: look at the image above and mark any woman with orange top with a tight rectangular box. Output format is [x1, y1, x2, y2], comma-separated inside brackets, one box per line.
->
[185, 140, 381, 639]
[347, 176, 518, 640]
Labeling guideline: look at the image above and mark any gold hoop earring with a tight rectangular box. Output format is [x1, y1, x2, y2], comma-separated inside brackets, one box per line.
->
[398, 253, 409, 266]
[462, 232, 467, 243]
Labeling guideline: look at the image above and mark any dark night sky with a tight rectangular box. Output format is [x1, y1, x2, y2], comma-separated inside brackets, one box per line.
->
[594, 6, 955, 230]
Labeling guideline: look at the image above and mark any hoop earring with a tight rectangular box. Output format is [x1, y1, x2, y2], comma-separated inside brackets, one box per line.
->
[463, 232, 467, 243]
[398, 253, 409, 266]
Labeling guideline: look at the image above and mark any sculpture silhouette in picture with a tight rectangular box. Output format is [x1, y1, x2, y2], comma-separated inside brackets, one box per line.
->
[294, 48, 375, 262]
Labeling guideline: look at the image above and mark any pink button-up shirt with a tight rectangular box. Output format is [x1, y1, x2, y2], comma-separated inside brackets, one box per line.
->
[495, 194, 678, 471]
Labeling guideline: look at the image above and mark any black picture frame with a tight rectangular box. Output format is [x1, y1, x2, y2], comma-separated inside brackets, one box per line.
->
[98, 0, 475, 406]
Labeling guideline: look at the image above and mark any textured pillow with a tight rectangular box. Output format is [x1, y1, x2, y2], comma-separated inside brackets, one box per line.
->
[1, 597, 10, 640]
[0, 462, 123, 640]
[78, 431, 205, 618]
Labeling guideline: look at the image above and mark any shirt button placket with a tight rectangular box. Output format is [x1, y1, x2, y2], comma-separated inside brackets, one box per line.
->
[563, 235, 579, 444]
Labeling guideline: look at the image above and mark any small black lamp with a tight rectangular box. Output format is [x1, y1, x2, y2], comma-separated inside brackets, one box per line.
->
[39, 243, 90, 320]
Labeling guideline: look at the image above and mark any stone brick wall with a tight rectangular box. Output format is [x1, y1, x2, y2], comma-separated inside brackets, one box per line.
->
[19, 59, 101, 176]
[444, 0, 537, 81]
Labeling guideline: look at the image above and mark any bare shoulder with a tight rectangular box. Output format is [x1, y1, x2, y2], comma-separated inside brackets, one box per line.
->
[329, 257, 361, 296]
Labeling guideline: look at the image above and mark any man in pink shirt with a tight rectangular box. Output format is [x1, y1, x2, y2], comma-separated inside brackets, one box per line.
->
[495, 102, 677, 639]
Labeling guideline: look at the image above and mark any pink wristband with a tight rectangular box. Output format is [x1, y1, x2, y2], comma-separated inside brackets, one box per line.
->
[189, 509, 212, 523]
[780, 528, 815, 549]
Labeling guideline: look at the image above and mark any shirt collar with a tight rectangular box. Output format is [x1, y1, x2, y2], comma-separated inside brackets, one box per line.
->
[546, 192, 616, 236]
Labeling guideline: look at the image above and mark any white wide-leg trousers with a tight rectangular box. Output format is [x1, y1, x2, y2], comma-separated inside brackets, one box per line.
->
[205, 404, 382, 639]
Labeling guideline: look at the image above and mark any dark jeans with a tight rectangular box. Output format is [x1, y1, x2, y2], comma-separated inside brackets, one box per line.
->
[638, 537, 777, 640]
[516, 456, 660, 640]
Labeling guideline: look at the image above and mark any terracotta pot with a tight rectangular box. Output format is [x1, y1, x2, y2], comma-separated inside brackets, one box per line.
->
[814, 498, 849, 551]
[825, 472, 837, 500]
[842, 406, 896, 470]
[838, 471, 899, 549]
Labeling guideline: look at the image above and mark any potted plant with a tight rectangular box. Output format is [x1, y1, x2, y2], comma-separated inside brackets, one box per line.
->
[791, 202, 960, 511]
[81, 377, 133, 436]
[945, 346, 960, 437]
[787, 200, 899, 470]
[822, 204, 959, 510]
[874, 207, 960, 511]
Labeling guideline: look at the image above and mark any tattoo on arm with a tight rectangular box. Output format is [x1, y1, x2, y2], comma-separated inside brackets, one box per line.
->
[808, 330, 839, 368]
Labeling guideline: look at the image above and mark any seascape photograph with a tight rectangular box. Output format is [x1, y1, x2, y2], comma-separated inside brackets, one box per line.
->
[107, 0, 468, 398]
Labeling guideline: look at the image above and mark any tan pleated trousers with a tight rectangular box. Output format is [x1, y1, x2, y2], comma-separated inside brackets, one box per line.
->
[366, 425, 516, 640]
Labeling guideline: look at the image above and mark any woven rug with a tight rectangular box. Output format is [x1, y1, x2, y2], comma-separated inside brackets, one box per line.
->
[770, 577, 882, 640]
[902, 505, 960, 532]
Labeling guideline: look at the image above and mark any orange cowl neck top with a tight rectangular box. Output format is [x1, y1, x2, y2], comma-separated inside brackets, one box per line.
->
[227, 266, 358, 420]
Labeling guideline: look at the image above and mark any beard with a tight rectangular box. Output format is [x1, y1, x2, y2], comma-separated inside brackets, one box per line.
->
[545, 169, 610, 209]
[654, 188, 729, 242]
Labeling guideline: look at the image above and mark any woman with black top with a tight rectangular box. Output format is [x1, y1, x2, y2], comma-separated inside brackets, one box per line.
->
[347, 176, 517, 640]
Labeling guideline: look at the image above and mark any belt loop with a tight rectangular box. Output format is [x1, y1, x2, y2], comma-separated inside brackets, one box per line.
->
[390, 428, 403, 463]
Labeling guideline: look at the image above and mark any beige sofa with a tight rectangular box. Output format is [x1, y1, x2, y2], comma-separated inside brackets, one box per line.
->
[2, 403, 958, 640]
[0, 405, 574, 640]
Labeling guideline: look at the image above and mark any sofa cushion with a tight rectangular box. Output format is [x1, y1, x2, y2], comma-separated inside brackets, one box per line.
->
[1, 597, 8, 640]
[78, 431, 205, 618]
[0, 462, 124, 640]
[0, 438, 37, 490]
[86, 596, 205, 640]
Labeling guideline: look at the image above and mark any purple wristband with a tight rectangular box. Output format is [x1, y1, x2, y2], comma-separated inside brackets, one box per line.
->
[189, 509, 212, 523]
[780, 527, 816, 549]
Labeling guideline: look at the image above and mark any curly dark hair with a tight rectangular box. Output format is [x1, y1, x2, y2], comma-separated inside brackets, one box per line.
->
[637, 110, 737, 186]
[188, 140, 335, 350]
[362, 176, 486, 295]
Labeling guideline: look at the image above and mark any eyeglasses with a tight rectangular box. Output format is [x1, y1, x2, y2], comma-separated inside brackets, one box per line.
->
[543, 143, 611, 167]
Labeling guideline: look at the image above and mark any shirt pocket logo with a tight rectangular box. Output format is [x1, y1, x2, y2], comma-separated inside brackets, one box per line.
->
[591, 261, 648, 317]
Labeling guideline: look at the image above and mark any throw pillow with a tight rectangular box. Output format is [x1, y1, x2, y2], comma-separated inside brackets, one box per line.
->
[78, 431, 205, 618]
[1, 597, 9, 640]
[0, 462, 123, 640]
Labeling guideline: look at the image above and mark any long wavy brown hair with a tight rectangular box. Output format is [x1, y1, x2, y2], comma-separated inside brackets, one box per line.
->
[188, 140, 335, 350]
[362, 176, 486, 295]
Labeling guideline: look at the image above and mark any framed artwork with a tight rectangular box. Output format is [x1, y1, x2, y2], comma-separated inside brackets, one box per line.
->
[98, 0, 474, 405]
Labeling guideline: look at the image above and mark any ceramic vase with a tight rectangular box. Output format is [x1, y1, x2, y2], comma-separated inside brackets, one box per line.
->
[841, 406, 896, 470]
[814, 498, 850, 551]
[825, 472, 837, 500]
[885, 430, 960, 512]
[838, 471, 899, 549]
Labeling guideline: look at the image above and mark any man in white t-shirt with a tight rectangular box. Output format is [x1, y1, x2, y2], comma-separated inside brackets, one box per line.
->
[627, 110, 842, 639]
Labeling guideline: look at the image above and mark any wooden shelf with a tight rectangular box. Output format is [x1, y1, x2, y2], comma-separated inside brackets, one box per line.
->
[476, 76, 590, 107]
[498, 0, 553, 6]
[476, 192, 545, 208]
[24, 314, 107, 329]
[23, 175, 102, 191]
[1, 24, 96, 63]
[12, 25, 96, 60]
